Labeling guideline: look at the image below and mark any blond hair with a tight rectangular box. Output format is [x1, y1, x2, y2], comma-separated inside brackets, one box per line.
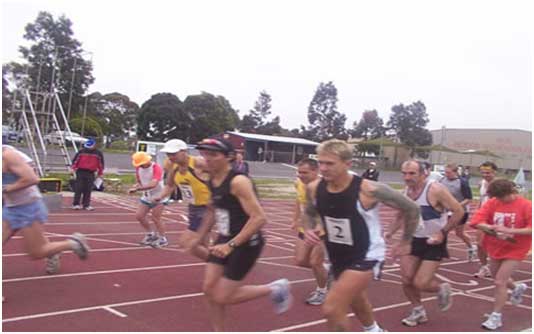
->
[316, 139, 353, 161]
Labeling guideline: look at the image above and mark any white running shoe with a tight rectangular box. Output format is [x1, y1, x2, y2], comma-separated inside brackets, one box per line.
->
[467, 246, 477, 262]
[401, 308, 428, 327]
[45, 254, 61, 274]
[69, 233, 90, 260]
[481, 312, 502, 330]
[437, 283, 453, 311]
[510, 283, 528, 306]
[305, 289, 327, 305]
[269, 279, 293, 314]
[474, 265, 491, 278]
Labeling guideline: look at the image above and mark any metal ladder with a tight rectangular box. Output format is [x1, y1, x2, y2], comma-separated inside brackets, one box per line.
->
[18, 89, 78, 177]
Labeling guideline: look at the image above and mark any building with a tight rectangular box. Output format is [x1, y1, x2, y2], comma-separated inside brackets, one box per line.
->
[216, 131, 319, 164]
[430, 128, 532, 172]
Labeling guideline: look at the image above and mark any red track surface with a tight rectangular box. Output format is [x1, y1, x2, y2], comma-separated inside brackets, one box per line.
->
[2, 195, 532, 332]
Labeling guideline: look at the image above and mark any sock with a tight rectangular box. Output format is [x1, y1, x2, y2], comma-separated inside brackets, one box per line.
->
[363, 321, 380, 332]
[491, 312, 502, 317]
[414, 305, 425, 312]
[316, 286, 327, 293]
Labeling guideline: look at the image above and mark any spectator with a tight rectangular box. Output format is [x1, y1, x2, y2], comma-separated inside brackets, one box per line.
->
[71, 138, 104, 211]
[362, 161, 380, 181]
[232, 151, 250, 176]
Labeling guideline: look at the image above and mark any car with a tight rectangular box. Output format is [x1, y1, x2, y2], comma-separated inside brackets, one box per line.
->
[2, 125, 23, 143]
[44, 130, 88, 145]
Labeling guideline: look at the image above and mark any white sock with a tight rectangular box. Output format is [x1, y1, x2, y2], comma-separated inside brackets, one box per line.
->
[491, 312, 502, 317]
[316, 286, 327, 293]
[414, 305, 425, 312]
[363, 321, 380, 332]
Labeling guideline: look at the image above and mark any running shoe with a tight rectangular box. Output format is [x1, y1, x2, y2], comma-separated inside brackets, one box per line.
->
[45, 253, 61, 274]
[140, 232, 158, 245]
[510, 283, 528, 306]
[151, 236, 169, 248]
[269, 278, 293, 314]
[437, 283, 452, 311]
[71, 205, 82, 210]
[467, 246, 477, 262]
[474, 265, 491, 278]
[69, 233, 90, 260]
[481, 312, 502, 330]
[401, 308, 428, 327]
[83, 206, 95, 211]
[305, 289, 327, 305]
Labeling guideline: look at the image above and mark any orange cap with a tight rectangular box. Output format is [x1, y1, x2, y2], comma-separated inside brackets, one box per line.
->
[132, 152, 152, 167]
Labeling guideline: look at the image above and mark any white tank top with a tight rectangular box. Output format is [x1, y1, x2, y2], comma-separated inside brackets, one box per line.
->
[2, 145, 42, 207]
[136, 162, 165, 201]
[405, 181, 447, 238]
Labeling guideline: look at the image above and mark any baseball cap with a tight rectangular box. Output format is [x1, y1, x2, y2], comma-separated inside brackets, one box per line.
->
[131, 151, 152, 167]
[84, 138, 96, 148]
[160, 139, 188, 153]
[196, 138, 235, 155]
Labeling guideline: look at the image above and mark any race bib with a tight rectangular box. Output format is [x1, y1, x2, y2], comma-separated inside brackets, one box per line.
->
[179, 184, 195, 204]
[215, 208, 230, 236]
[324, 216, 353, 246]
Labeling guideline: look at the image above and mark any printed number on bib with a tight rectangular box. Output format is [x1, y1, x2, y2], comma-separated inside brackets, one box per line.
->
[215, 209, 230, 236]
[324, 216, 353, 246]
[179, 184, 195, 204]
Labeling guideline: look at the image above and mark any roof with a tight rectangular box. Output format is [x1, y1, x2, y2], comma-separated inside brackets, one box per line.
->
[227, 131, 319, 146]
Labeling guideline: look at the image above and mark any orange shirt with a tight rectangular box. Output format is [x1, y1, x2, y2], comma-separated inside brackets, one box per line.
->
[470, 196, 532, 260]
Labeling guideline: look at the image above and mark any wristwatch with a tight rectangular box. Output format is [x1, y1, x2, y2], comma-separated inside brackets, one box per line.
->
[228, 240, 237, 248]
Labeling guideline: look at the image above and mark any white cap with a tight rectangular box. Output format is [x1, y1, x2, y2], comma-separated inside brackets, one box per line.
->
[160, 139, 188, 153]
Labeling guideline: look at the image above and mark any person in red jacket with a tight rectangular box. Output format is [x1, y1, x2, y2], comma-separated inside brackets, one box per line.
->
[469, 179, 531, 330]
[71, 138, 104, 210]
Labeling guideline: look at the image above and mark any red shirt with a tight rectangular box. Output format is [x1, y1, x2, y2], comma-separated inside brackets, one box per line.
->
[470, 196, 532, 260]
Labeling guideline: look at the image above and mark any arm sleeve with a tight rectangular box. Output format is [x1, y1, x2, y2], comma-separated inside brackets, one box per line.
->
[71, 151, 80, 170]
[97, 151, 105, 176]
[152, 163, 163, 181]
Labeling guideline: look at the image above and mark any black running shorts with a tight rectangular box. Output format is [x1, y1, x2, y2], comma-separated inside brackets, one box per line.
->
[410, 236, 449, 261]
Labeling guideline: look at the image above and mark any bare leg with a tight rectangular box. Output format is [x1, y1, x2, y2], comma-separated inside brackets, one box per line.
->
[20, 222, 73, 259]
[455, 225, 472, 248]
[400, 255, 423, 307]
[150, 204, 166, 236]
[3, 221, 16, 246]
[489, 259, 520, 313]
[310, 244, 328, 288]
[135, 204, 152, 232]
[203, 263, 226, 331]
[476, 231, 488, 266]
[413, 260, 442, 293]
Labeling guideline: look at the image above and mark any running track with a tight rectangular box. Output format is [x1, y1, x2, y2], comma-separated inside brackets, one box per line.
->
[2, 194, 532, 331]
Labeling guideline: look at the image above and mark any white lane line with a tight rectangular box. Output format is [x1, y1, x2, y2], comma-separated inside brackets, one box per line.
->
[282, 163, 297, 170]
[103, 306, 128, 318]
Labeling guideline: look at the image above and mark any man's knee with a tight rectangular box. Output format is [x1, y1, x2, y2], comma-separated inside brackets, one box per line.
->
[321, 296, 340, 319]
[294, 254, 311, 267]
[413, 275, 432, 291]
[27, 248, 47, 260]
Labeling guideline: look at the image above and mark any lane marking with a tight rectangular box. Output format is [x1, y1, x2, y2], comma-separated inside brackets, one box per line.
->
[103, 306, 128, 318]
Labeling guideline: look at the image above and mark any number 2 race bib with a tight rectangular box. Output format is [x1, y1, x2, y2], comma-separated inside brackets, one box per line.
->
[324, 216, 353, 246]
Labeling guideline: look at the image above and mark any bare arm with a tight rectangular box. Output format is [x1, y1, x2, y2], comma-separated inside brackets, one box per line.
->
[2, 149, 40, 193]
[432, 183, 465, 233]
[154, 163, 177, 200]
[362, 180, 420, 242]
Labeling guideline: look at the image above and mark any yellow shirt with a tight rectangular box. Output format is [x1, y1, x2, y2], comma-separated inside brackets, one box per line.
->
[167, 156, 210, 206]
[295, 178, 307, 206]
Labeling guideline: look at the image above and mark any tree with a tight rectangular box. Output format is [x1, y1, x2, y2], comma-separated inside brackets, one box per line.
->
[136, 93, 189, 141]
[351, 110, 386, 156]
[303, 81, 347, 142]
[86, 92, 140, 142]
[239, 90, 282, 135]
[387, 101, 433, 157]
[2, 65, 12, 121]
[183, 92, 240, 143]
[17, 12, 94, 117]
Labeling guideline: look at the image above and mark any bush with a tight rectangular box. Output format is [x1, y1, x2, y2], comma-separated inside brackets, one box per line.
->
[109, 140, 129, 150]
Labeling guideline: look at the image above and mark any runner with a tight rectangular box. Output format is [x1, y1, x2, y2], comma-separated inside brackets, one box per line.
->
[292, 158, 330, 305]
[128, 151, 169, 247]
[2, 145, 89, 278]
[392, 160, 464, 327]
[439, 163, 476, 261]
[155, 139, 211, 259]
[474, 161, 498, 278]
[469, 179, 531, 330]
[189, 137, 292, 331]
[304, 139, 420, 332]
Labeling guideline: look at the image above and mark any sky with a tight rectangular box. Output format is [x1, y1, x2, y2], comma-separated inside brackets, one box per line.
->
[2, 0, 533, 132]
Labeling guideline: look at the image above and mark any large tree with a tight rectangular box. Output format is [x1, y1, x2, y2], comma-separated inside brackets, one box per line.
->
[351, 109, 386, 156]
[303, 81, 347, 142]
[16, 11, 94, 118]
[183, 92, 240, 143]
[240, 90, 282, 135]
[2, 65, 12, 121]
[136, 93, 189, 141]
[387, 101, 432, 157]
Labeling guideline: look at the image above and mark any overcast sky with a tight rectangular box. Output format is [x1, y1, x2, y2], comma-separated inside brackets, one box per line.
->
[2, 0, 532, 132]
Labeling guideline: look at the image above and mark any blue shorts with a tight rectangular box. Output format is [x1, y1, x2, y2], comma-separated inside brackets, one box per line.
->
[139, 198, 169, 209]
[2, 199, 48, 231]
[188, 204, 207, 231]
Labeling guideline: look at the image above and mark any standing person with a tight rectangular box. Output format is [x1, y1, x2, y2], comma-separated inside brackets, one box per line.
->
[3, 145, 89, 278]
[232, 151, 249, 176]
[304, 139, 421, 332]
[155, 139, 211, 260]
[474, 161, 498, 278]
[291, 158, 330, 305]
[362, 161, 380, 181]
[187, 137, 292, 331]
[422, 161, 443, 182]
[469, 179, 531, 330]
[71, 138, 104, 211]
[439, 163, 476, 261]
[128, 152, 169, 247]
[391, 160, 464, 327]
